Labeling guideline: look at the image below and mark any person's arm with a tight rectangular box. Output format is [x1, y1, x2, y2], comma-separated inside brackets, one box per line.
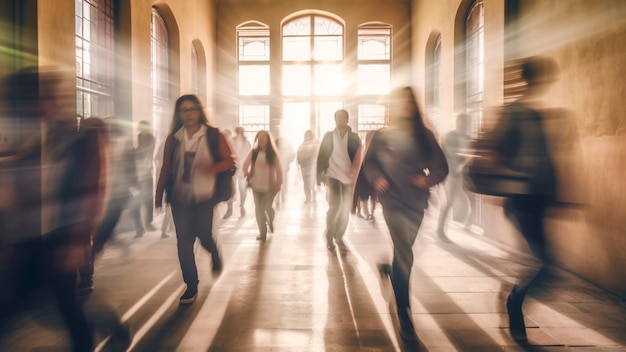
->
[210, 131, 236, 174]
[273, 155, 284, 192]
[155, 135, 174, 209]
[349, 143, 362, 182]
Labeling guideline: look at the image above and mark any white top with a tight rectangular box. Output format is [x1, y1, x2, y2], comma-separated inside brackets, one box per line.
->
[325, 129, 352, 185]
[173, 125, 216, 203]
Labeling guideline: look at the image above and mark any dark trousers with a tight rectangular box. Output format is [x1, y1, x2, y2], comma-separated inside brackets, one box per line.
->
[252, 191, 276, 236]
[437, 175, 472, 233]
[382, 207, 424, 312]
[1, 231, 94, 352]
[171, 200, 219, 286]
[325, 178, 352, 244]
[504, 195, 549, 298]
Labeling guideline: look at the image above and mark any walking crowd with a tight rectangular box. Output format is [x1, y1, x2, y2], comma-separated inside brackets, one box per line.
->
[0, 56, 562, 350]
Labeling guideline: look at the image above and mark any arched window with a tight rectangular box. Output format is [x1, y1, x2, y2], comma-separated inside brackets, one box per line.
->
[282, 14, 344, 144]
[237, 21, 270, 140]
[466, 1, 484, 137]
[356, 23, 391, 140]
[151, 8, 169, 135]
[75, 0, 114, 120]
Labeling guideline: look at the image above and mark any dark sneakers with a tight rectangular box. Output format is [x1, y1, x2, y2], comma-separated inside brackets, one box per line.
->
[179, 285, 198, 305]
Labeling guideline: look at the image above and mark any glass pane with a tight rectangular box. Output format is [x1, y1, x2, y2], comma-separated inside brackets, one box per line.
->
[282, 65, 311, 96]
[358, 104, 386, 138]
[282, 102, 311, 148]
[316, 101, 343, 136]
[313, 64, 343, 96]
[314, 16, 342, 35]
[238, 65, 270, 95]
[239, 105, 270, 140]
[283, 17, 311, 36]
[358, 36, 390, 60]
[358, 64, 390, 95]
[283, 36, 311, 61]
[239, 37, 270, 61]
[314, 36, 342, 61]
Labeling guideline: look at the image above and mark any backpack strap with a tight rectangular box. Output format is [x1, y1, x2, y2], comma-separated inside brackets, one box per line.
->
[206, 126, 221, 161]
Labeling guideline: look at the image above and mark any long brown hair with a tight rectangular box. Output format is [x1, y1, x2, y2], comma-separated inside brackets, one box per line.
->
[252, 130, 279, 165]
[169, 94, 212, 134]
[392, 86, 435, 155]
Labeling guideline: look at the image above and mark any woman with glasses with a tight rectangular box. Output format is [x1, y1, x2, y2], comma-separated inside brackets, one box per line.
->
[155, 94, 235, 305]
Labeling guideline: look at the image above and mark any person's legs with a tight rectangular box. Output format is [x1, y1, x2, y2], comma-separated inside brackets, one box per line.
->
[237, 175, 247, 216]
[142, 178, 155, 228]
[265, 192, 276, 233]
[194, 201, 221, 270]
[504, 195, 549, 342]
[171, 203, 198, 287]
[325, 178, 342, 248]
[253, 191, 268, 239]
[333, 182, 353, 244]
[436, 176, 460, 241]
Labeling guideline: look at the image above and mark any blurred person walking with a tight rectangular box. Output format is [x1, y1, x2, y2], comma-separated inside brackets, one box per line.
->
[225, 126, 252, 218]
[436, 112, 474, 242]
[296, 129, 320, 204]
[132, 120, 156, 237]
[361, 87, 448, 341]
[316, 109, 362, 250]
[0, 68, 107, 352]
[486, 56, 560, 344]
[352, 130, 377, 222]
[155, 94, 235, 305]
[242, 130, 283, 241]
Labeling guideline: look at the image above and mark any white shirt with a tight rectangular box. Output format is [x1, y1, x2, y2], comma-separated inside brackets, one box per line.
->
[325, 128, 352, 185]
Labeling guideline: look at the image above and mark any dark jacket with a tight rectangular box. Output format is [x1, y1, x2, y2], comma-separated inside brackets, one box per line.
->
[362, 128, 448, 212]
[316, 127, 361, 184]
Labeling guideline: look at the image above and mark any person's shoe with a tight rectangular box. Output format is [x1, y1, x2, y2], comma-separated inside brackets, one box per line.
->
[267, 218, 274, 233]
[179, 285, 198, 305]
[160, 232, 170, 239]
[134, 228, 145, 238]
[256, 234, 267, 241]
[145, 223, 157, 232]
[326, 241, 335, 251]
[223, 208, 233, 219]
[506, 289, 528, 343]
[336, 238, 347, 250]
[437, 229, 452, 243]
[398, 308, 417, 342]
[356, 212, 364, 218]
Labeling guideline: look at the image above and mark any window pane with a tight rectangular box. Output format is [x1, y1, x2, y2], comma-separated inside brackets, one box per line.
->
[239, 105, 270, 139]
[282, 102, 311, 147]
[314, 16, 342, 35]
[313, 64, 343, 96]
[358, 64, 390, 95]
[239, 65, 270, 95]
[283, 17, 311, 36]
[316, 101, 343, 136]
[358, 36, 390, 60]
[314, 36, 342, 61]
[358, 104, 386, 138]
[239, 37, 270, 61]
[283, 36, 311, 61]
[282, 65, 311, 96]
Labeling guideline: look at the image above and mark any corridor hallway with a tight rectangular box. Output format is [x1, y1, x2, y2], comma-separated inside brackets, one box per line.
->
[1, 188, 625, 351]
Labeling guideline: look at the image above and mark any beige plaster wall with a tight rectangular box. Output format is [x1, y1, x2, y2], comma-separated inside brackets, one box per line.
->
[411, 0, 626, 297]
[515, 0, 626, 297]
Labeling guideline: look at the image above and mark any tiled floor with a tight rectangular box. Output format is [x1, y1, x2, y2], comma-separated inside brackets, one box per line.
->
[1, 186, 625, 351]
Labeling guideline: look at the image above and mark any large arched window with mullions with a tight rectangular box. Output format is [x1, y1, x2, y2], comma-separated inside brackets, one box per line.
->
[466, 1, 484, 137]
[281, 14, 344, 147]
[75, 0, 114, 120]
